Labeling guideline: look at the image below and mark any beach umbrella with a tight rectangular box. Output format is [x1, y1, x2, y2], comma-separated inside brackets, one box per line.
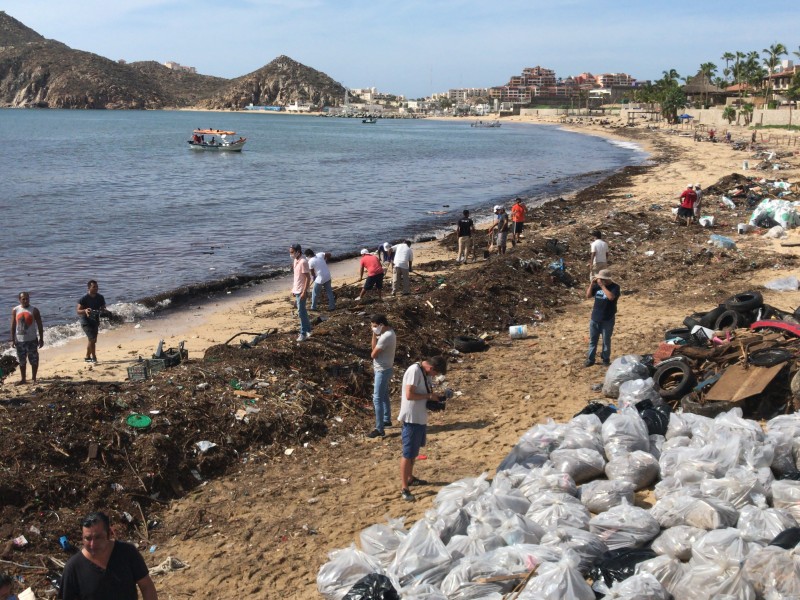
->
[678, 114, 694, 120]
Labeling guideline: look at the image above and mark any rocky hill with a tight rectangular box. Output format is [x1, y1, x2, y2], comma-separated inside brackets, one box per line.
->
[0, 12, 345, 109]
[198, 55, 346, 110]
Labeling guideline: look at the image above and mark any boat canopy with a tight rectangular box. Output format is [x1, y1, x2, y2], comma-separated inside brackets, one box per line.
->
[193, 129, 236, 135]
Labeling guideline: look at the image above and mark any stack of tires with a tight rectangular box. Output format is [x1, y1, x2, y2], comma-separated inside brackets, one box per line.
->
[681, 291, 765, 334]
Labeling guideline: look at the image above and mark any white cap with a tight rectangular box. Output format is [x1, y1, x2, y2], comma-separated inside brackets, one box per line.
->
[695, 183, 701, 188]
[687, 183, 693, 188]
[383, 242, 391, 250]
[360, 248, 369, 255]
[493, 205, 502, 211]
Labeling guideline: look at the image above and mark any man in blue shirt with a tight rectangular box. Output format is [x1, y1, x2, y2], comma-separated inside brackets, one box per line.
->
[585, 269, 620, 367]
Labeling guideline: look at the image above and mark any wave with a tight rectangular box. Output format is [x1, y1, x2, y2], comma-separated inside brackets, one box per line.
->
[606, 139, 646, 153]
[42, 301, 161, 348]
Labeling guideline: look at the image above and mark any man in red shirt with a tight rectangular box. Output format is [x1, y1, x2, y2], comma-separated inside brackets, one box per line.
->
[357, 249, 385, 302]
[676, 184, 696, 226]
[510, 197, 526, 245]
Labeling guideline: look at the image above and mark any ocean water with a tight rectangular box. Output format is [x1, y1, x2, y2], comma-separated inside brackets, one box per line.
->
[0, 109, 646, 342]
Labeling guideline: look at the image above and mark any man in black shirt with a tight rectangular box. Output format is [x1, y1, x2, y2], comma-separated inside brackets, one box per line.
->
[76, 280, 106, 364]
[456, 210, 475, 263]
[60, 512, 158, 600]
[584, 269, 620, 367]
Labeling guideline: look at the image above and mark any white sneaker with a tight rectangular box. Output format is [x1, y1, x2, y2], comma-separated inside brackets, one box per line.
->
[296, 333, 308, 342]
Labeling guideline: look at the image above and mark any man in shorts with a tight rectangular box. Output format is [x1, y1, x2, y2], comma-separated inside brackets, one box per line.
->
[487, 205, 509, 254]
[60, 511, 158, 600]
[510, 197, 526, 245]
[398, 355, 447, 501]
[11, 291, 44, 385]
[589, 230, 609, 282]
[676, 184, 696, 226]
[357, 249, 385, 302]
[77, 280, 106, 363]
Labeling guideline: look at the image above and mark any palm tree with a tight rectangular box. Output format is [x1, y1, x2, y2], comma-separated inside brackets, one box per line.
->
[721, 52, 735, 86]
[762, 43, 788, 105]
[699, 62, 717, 107]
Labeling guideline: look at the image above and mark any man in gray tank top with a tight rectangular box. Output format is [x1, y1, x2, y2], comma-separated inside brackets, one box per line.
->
[11, 291, 44, 385]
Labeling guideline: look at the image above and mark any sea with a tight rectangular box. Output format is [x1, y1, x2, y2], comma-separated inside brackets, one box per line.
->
[0, 109, 647, 346]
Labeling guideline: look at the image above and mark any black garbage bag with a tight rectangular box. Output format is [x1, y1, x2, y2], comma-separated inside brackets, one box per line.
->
[588, 547, 657, 588]
[755, 215, 779, 229]
[770, 527, 800, 549]
[343, 574, 400, 600]
[574, 401, 617, 423]
[779, 471, 800, 480]
[635, 399, 671, 436]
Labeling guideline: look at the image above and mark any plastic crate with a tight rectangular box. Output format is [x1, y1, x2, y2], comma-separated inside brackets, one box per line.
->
[148, 358, 167, 374]
[127, 363, 150, 382]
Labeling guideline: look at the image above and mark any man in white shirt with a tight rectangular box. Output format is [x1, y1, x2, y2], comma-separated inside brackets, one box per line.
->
[304, 249, 335, 311]
[589, 230, 609, 282]
[397, 355, 447, 501]
[367, 314, 397, 438]
[391, 240, 413, 296]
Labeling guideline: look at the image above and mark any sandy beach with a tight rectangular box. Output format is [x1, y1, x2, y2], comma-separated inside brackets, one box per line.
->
[3, 113, 800, 598]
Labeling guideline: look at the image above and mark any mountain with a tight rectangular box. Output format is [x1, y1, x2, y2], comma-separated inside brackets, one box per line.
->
[198, 55, 346, 110]
[0, 12, 346, 110]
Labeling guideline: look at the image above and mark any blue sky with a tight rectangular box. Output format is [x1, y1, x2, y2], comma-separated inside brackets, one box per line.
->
[4, 0, 799, 98]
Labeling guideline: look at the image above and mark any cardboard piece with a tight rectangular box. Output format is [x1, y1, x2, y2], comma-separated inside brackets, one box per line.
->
[704, 362, 785, 402]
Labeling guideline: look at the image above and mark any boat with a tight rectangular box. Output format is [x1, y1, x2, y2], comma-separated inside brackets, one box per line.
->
[362, 118, 377, 124]
[470, 120, 501, 128]
[188, 129, 247, 152]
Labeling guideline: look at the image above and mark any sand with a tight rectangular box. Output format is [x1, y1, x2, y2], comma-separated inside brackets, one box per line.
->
[5, 114, 800, 599]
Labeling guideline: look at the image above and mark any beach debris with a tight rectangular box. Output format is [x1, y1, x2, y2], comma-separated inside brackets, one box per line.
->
[195, 441, 217, 453]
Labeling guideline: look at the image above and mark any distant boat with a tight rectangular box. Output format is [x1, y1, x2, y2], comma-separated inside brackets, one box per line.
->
[362, 118, 377, 124]
[471, 120, 500, 128]
[188, 129, 246, 152]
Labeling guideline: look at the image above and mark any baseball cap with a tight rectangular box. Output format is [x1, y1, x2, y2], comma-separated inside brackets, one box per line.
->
[493, 205, 502, 211]
[360, 248, 369, 255]
[383, 242, 391, 251]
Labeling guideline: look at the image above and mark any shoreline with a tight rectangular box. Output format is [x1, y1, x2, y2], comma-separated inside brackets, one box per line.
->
[9, 120, 649, 368]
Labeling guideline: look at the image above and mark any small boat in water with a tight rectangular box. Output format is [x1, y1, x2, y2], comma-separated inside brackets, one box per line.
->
[188, 129, 247, 151]
[470, 120, 501, 128]
[362, 118, 377, 124]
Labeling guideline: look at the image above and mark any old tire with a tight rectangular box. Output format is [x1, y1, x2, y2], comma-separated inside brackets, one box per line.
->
[683, 314, 704, 330]
[454, 335, 486, 353]
[699, 305, 727, 329]
[681, 394, 737, 417]
[714, 309, 745, 331]
[653, 360, 696, 400]
[724, 291, 763, 313]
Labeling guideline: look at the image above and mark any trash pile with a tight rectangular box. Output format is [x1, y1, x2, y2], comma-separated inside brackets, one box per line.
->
[647, 290, 800, 419]
[318, 388, 800, 599]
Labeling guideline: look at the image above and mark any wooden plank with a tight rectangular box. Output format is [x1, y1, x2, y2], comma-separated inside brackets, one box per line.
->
[233, 390, 261, 399]
[704, 362, 785, 402]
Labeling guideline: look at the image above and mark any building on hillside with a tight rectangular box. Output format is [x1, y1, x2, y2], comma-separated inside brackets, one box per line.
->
[163, 61, 197, 74]
[447, 88, 489, 102]
[595, 73, 636, 88]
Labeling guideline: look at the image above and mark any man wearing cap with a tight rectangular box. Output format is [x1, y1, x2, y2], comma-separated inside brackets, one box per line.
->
[456, 210, 475, 263]
[304, 249, 335, 311]
[390, 240, 413, 296]
[289, 244, 312, 342]
[584, 269, 620, 367]
[693, 184, 703, 219]
[357, 249, 385, 302]
[676, 184, 696, 226]
[378, 242, 394, 268]
[487, 206, 509, 254]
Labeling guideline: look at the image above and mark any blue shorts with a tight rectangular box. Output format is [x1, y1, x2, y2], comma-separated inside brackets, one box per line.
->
[401, 422, 426, 459]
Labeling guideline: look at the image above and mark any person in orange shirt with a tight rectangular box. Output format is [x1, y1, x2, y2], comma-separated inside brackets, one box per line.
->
[510, 197, 526, 245]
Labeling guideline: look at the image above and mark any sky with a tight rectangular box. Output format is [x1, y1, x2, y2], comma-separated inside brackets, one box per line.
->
[4, 0, 800, 99]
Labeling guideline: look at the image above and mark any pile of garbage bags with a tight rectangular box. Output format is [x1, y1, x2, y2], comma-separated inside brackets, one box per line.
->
[318, 360, 800, 599]
[749, 198, 800, 230]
